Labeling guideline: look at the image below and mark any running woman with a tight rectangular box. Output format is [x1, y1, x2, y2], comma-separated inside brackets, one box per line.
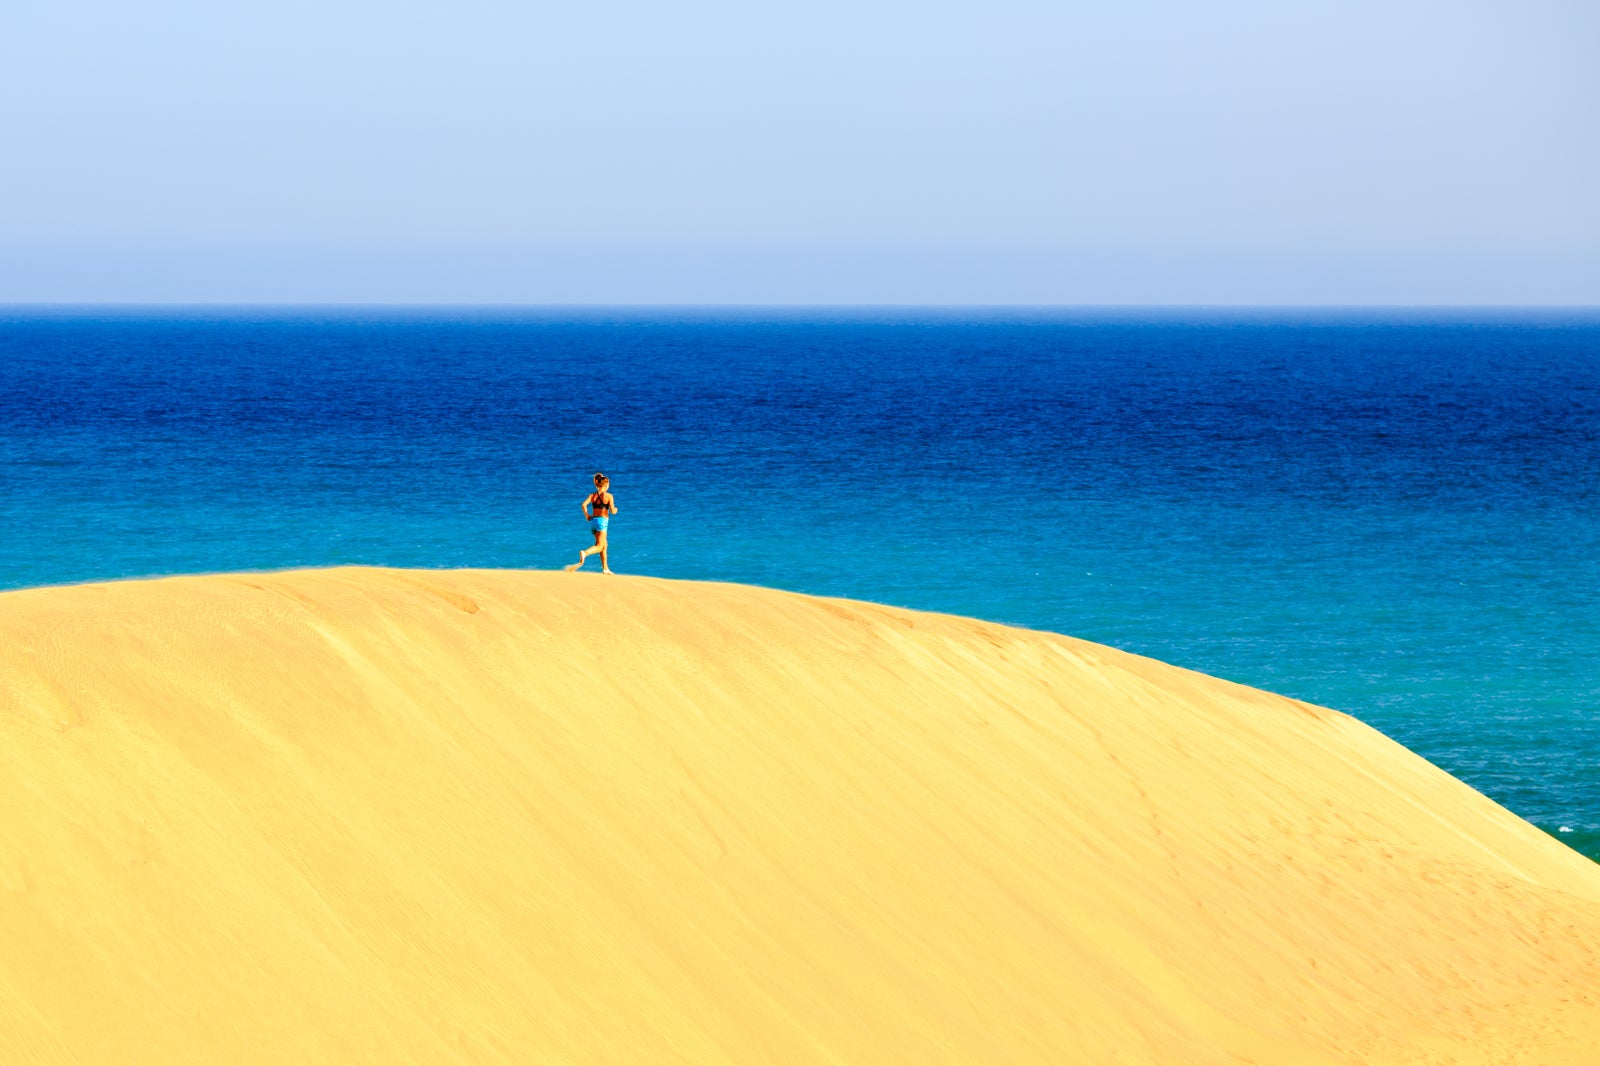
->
[565, 473, 617, 574]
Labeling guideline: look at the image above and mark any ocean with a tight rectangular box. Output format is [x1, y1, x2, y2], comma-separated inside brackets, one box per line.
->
[3, 307, 1597, 860]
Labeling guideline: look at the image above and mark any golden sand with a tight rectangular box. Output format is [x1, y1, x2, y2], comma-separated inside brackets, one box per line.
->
[2, 567, 1598, 1064]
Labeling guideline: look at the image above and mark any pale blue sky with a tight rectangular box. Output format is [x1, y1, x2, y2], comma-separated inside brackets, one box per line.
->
[2, 0, 1595, 303]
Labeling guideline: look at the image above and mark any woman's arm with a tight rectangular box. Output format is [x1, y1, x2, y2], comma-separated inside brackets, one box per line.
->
[581, 496, 592, 518]
[608, 493, 618, 515]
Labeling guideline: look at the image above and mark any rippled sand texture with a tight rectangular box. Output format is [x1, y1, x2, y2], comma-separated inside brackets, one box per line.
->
[3, 568, 1598, 1064]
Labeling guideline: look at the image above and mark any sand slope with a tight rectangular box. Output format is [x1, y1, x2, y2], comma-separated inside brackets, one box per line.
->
[2, 567, 1598, 1064]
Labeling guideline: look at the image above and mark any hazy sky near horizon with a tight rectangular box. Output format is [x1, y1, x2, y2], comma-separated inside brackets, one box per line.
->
[2, 0, 1596, 303]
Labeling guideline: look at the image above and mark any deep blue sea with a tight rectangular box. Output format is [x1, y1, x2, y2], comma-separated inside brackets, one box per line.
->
[3, 308, 1597, 861]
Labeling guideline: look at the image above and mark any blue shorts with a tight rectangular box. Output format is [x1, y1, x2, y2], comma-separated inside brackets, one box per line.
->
[590, 516, 609, 534]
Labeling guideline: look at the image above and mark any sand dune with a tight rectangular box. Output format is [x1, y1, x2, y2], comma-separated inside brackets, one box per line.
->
[2, 567, 1598, 1064]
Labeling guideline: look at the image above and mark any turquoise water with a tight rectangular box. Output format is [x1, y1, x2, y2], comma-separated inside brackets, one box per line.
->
[2, 308, 1597, 859]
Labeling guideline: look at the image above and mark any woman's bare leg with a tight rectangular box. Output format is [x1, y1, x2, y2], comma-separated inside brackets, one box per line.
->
[599, 533, 613, 573]
[565, 531, 603, 571]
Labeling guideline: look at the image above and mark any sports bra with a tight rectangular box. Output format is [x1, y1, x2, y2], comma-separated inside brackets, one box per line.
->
[590, 492, 612, 516]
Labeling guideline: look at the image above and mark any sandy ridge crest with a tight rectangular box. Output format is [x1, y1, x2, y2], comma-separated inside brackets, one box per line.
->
[2, 567, 1598, 1064]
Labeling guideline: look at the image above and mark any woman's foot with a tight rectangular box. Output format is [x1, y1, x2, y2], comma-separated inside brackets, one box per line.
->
[564, 553, 585, 572]
[601, 568, 615, 575]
